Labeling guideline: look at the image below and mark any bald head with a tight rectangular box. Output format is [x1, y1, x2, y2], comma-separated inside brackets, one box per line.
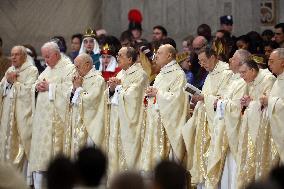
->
[155, 44, 176, 68]
[273, 48, 284, 59]
[76, 53, 93, 65]
[268, 48, 284, 75]
[192, 36, 208, 52]
[234, 49, 251, 65]
[74, 53, 93, 76]
[163, 44, 177, 59]
[11, 45, 27, 68]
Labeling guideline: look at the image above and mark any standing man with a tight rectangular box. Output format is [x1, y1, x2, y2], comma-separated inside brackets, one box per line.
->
[206, 49, 250, 189]
[182, 48, 232, 188]
[29, 41, 75, 189]
[140, 44, 188, 172]
[261, 48, 284, 163]
[0, 45, 38, 172]
[220, 15, 234, 36]
[65, 53, 106, 158]
[220, 15, 237, 56]
[107, 47, 148, 179]
[128, 9, 144, 43]
[237, 59, 276, 188]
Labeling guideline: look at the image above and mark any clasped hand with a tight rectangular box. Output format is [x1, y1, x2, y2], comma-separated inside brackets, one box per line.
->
[6, 71, 18, 84]
[36, 79, 49, 92]
[108, 77, 121, 92]
[145, 86, 158, 97]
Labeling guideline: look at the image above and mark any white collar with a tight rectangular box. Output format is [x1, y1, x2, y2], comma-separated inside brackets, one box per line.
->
[98, 56, 118, 72]
[79, 37, 100, 55]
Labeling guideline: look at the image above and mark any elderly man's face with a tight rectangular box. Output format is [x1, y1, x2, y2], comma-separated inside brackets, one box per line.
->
[117, 47, 131, 70]
[229, 52, 241, 73]
[11, 47, 26, 68]
[41, 48, 59, 68]
[239, 64, 256, 83]
[192, 38, 206, 54]
[155, 45, 170, 67]
[198, 52, 215, 72]
[268, 51, 284, 76]
[74, 56, 91, 77]
[83, 37, 95, 53]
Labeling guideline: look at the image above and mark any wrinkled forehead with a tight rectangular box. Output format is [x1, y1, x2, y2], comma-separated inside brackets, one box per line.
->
[270, 50, 279, 58]
[41, 47, 57, 56]
[157, 45, 167, 53]
[118, 47, 127, 55]
[232, 52, 240, 59]
[11, 47, 22, 54]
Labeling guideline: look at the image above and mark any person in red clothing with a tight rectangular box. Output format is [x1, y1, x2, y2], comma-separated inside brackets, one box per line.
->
[99, 43, 121, 81]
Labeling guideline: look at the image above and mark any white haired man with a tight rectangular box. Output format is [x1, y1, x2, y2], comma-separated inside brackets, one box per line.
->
[29, 41, 75, 189]
[0, 45, 38, 179]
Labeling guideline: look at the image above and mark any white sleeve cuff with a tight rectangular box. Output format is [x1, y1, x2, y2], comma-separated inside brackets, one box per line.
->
[216, 100, 226, 120]
[72, 87, 84, 104]
[48, 84, 56, 101]
[110, 85, 122, 105]
[3, 80, 12, 97]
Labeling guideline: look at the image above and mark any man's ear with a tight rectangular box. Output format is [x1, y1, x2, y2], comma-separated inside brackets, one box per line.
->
[168, 53, 172, 60]
[281, 59, 284, 67]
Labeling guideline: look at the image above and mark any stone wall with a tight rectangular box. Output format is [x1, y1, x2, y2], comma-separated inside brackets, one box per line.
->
[0, 0, 283, 55]
[102, 0, 280, 50]
[0, 0, 102, 55]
